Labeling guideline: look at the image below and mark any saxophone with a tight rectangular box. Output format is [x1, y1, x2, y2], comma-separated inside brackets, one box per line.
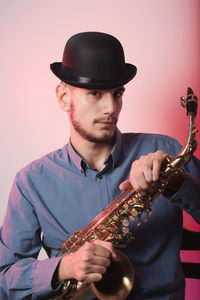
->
[47, 87, 198, 300]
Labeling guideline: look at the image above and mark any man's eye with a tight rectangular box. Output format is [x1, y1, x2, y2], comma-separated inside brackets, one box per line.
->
[90, 90, 101, 97]
[114, 92, 123, 99]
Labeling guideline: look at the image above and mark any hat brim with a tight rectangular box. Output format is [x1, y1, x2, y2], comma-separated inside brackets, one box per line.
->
[50, 63, 137, 89]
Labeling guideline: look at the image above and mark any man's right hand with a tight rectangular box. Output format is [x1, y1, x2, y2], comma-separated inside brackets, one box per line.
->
[56, 240, 116, 283]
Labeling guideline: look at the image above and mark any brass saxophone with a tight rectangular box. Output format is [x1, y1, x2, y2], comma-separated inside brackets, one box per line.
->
[48, 88, 198, 300]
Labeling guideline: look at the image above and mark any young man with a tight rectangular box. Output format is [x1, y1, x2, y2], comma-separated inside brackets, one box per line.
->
[0, 32, 200, 300]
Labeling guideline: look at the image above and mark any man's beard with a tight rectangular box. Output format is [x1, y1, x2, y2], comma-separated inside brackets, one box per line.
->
[70, 107, 117, 143]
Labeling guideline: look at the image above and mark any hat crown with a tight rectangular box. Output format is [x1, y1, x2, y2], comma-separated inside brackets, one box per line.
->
[50, 31, 137, 89]
[62, 32, 125, 80]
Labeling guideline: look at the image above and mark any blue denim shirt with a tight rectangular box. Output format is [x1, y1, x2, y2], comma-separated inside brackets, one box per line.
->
[0, 130, 200, 300]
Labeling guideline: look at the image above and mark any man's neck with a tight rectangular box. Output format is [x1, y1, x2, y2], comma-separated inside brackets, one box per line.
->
[70, 134, 115, 171]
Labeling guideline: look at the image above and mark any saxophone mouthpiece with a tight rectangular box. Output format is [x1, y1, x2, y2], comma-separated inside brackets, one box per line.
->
[187, 87, 194, 95]
[186, 87, 198, 116]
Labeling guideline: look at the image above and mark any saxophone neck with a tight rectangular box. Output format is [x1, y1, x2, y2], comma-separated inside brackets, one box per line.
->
[178, 112, 198, 159]
[171, 87, 198, 168]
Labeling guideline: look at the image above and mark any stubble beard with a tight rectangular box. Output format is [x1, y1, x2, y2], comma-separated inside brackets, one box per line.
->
[70, 106, 117, 143]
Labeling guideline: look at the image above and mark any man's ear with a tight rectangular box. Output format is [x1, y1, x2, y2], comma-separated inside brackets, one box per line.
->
[56, 83, 72, 111]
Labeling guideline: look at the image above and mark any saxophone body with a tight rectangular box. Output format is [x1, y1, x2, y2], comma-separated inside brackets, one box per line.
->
[48, 88, 198, 300]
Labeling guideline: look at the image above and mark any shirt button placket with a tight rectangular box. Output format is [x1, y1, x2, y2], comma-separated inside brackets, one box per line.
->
[96, 174, 109, 212]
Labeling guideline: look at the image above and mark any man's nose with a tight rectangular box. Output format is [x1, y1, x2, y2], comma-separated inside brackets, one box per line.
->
[103, 94, 116, 114]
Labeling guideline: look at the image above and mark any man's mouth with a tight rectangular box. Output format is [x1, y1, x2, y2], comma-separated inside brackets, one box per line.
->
[94, 118, 117, 125]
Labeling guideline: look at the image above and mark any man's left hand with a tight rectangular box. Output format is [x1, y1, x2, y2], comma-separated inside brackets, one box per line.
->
[119, 150, 166, 193]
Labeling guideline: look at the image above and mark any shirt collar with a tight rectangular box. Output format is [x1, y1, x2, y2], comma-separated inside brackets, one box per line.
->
[67, 128, 122, 173]
[67, 141, 83, 172]
[107, 128, 122, 169]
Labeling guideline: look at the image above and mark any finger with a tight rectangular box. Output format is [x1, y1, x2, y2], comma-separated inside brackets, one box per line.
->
[142, 153, 155, 183]
[93, 240, 116, 259]
[90, 243, 111, 259]
[152, 151, 166, 181]
[119, 180, 132, 191]
[131, 175, 147, 192]
[83, 261, 108, 275]
[83, 272, 103, 283]
[83, 251, 111, 268]
[130, 159, 149, 192]
[129, 160, 141, 191]
[92, 256, 111, 268]
[79, 257, 110, 280]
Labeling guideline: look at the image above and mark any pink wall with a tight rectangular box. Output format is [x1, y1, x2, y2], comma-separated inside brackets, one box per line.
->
[0, 0, 199, 298]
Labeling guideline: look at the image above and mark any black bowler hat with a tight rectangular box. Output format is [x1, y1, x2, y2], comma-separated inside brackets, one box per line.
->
[50, 32, 137, 89]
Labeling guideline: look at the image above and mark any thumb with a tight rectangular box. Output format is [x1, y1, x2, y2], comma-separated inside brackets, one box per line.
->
[119, 180, 132, 191]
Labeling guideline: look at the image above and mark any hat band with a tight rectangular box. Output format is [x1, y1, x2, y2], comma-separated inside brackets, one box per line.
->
[61, 64, 126, 85]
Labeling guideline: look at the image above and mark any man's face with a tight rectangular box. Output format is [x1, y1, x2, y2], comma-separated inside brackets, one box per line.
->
[68, 85, 124, 143]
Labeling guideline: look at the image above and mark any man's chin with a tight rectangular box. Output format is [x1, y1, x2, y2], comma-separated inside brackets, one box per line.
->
[87, 130, 116, 143]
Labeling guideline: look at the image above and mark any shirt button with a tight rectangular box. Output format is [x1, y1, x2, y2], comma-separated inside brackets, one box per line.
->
[81, 161, 86, 168]
[98, 175, 103, 179]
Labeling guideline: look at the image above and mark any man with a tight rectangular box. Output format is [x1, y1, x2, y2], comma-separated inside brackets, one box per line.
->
[0, 32, 200, 300]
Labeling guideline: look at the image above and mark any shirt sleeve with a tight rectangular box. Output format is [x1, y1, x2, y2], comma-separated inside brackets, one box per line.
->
[0, 174, 63, 300]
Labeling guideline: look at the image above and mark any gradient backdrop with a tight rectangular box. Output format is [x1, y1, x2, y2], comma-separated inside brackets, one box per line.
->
[0, 0, 199, 298]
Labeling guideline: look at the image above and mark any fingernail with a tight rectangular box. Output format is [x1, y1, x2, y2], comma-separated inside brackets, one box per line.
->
[153, 175, 158, 181]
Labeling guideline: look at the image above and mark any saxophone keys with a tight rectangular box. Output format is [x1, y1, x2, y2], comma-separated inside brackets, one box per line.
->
[122, 226, 130, 234]
[122, 219, 130, 227]
[180, 96, 186, 108]
[158, 182, 166, 192]
[130, 208, 138, 216]
[129, 215, 135, 221]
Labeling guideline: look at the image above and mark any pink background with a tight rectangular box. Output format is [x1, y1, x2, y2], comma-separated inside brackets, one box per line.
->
[0, 0, 199, 298]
